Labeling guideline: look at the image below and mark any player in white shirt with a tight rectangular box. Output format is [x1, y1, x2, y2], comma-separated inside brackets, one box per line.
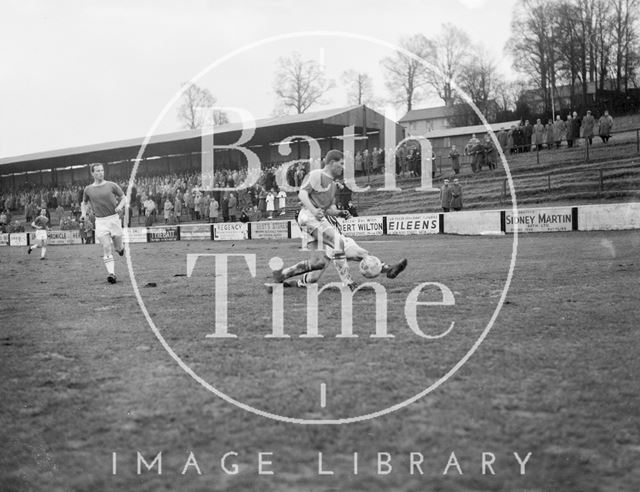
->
[27, 209, 49, 260]
[271, 150, 407, 290]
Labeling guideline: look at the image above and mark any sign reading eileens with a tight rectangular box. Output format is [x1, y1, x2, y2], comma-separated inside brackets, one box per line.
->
[386, 214, 440, 235]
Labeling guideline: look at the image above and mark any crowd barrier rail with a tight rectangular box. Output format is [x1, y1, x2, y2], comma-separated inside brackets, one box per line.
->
[2, 202, 639, 247]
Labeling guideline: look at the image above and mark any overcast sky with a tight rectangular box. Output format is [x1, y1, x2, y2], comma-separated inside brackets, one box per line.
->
[0, 0, 519, 159]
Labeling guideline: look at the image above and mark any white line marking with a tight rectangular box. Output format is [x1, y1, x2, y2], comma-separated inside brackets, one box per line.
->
[320, 383, 326, 408]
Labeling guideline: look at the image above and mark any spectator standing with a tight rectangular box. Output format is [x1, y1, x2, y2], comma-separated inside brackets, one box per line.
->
[465, 134, 481, 173]
[277, 189, 287, 215]
[355, 151, 364, 176]
[448, 145, 461, 175]
[266, 189, 275, 219]
[507, 125, 515, 154]
[258, 187, 267, 219]
[79, 218, 88, 244]
[523, 120, 533, 152]
[221, 193, 230, 222]
[565, 114, 574, 147]
[371, 147, 381, 174]
[598, 110, 613, 143]
[581, 110, 596, 146]
[174, 193, 182, 223]
[202, 194, 210, 222]
[553, 115, 566, 149]
[185, 191, 194, 220]
[450, 178, 463, 211]
[209, 196, 219, 223]
[163, 198, 173, 224]
[545, 119, 554, 149]
[514, 123, 524, 153]
[0, 209, 8, 232]
[228, 192, 238, 222]
[482, 135, 496, 170]
[362, 149, 371, 175]
[194, 192, 202, 221]
[440, 178, 452, 212]
[570, 111, 581, 147]
[533, 119, 545, 151]
[143, 196, 156, 226]
[497, 128, 508, 152]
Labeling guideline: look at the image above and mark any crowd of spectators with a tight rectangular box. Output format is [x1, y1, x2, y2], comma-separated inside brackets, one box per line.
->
[450, 109, 615, 176]
[497, 110, 614, 155]
[0, 161, 318, 232]
[0, 149, 396, 233]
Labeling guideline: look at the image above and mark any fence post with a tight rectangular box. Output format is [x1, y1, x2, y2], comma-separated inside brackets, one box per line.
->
[599, 168, 603, 193]
[637, 129, 639, 154]
[536, 145, 540, 165]
[548, 174, 551, 192]
[586, 137, 590, 162]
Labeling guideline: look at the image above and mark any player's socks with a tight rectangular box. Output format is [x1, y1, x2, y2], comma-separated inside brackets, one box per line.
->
[40, 247, 46, 259]
[27, 246, 32, 254]
[332, 252, 354, 287]
[104, 255, 115, 275]
[295, 273, 312, 287]
[117, 248, 124, 256]
[280, 259, 313, 280]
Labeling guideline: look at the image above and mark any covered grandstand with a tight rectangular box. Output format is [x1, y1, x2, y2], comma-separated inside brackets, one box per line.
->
[0, 105, 405, 190]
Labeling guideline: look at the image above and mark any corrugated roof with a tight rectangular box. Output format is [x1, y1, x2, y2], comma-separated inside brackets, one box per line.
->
[0, 105, 404, 175]
[422, 120, 521, 139]
[399, 105, 456, 123]
[0, 105, 362, 167]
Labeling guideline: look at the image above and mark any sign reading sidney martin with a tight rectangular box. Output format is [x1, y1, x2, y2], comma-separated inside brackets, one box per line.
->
[505, 207, 573, 233]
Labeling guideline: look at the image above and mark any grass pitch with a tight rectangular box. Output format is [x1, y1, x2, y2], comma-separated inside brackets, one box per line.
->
[1, 230, 639, 491]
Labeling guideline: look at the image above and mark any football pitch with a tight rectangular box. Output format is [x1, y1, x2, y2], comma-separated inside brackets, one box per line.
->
[1, 230, 639, 491]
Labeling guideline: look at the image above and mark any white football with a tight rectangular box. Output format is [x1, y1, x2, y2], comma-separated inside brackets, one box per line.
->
[359, 255, 383, 279]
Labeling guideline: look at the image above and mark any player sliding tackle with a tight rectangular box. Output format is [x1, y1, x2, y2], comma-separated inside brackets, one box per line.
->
[80, 163, 127, 284]
[271, 150, 407, 291]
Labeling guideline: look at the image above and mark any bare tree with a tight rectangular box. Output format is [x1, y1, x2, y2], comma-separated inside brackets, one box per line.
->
[452, 47, 505, 124]
[341, 70, 375, 105]
[510, 0, 640, 111]
[509, 0, 557, 113]
[273, 52, 334, 114]
[426, 23, 472, 106]
[611, 0, 640, 91]
[177, 83, 228, 130]
[381, 34, 435, 112]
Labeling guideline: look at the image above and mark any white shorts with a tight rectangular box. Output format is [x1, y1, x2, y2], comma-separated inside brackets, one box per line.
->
[35, 229, 48, 241]
[95, 214, 123, 239]
[297, 208, 333, 235]
[298, 209, 365, 259]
